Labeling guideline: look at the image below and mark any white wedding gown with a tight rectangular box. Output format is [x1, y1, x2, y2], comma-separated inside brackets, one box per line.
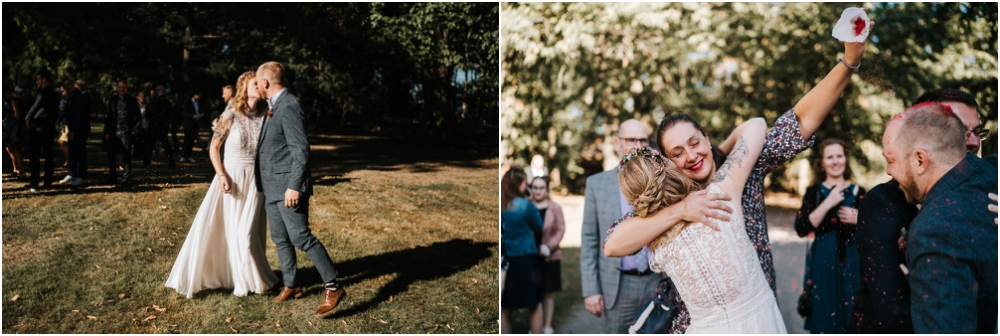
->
[165, 108, 277, 298]
[649, 184, 786, 334]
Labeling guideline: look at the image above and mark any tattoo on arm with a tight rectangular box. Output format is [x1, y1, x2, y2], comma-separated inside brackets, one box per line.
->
[712, 135, 748, 183]
[213, 118, 231, 143]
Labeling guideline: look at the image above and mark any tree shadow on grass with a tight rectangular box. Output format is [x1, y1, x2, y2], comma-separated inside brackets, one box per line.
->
[286, 238, 494, 319]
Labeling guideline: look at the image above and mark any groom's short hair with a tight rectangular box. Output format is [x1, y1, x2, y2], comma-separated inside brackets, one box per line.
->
[258, 61, 284, 86]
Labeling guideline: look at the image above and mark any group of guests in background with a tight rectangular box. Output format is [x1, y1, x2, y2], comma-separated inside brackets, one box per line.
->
[500, 165, 566, 334]
[2, 68, 232, 191]
[794, 88, 996, 334]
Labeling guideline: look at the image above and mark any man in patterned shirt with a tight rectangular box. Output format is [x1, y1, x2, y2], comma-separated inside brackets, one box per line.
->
[603, 39, 868, 333]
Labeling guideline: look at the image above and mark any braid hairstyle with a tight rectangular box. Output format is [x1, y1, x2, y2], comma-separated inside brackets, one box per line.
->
[618, 147, 703, 246]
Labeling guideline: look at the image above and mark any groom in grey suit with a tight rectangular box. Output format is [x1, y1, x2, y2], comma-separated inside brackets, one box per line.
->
[580, 119, 664, 333]
[255, 61, 345, 317]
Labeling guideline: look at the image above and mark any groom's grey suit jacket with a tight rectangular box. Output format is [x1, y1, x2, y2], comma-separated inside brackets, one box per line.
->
[255, 91, 313, 199]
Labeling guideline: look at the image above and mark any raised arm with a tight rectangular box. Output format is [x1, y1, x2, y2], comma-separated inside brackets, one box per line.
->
[794, 39, 868, 139]
[713, 118, 766, 198]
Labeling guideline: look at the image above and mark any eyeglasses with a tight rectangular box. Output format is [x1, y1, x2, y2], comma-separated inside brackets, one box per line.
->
[530, 186, 547, 191]
[618, 137, 649, 146]
[968, 127, 989, 141]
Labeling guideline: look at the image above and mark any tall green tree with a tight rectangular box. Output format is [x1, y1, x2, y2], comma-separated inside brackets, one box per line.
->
[502, 2, 997, 194]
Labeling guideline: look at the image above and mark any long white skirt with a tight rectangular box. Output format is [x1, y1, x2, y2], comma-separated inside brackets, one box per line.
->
[164, 163, 277, 298]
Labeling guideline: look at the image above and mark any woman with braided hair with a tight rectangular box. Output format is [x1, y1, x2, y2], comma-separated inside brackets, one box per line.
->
[616, 118, 786, 333]
[166, 71, 277, 298]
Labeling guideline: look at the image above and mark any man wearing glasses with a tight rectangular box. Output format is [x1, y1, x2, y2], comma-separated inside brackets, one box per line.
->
[850, 88, 995, 333]
[580, 119, 663, 333]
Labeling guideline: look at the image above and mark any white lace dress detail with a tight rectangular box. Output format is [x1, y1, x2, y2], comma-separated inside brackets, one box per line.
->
[649, 184, 786, 334]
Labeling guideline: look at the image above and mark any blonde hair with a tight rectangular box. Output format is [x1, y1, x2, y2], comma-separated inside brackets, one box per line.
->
[258, 61, 284, 86]
[618, 147, 703, 247]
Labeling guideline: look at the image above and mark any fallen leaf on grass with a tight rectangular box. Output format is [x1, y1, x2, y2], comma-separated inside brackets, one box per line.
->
[147, 247, 152, 252]
[378, 319, 388, 324]
[341, 320, 348, 326]
[153, 305, 166, 312]
[471, 279, 478, 283]
[446, 324, 454, 330]
[72, 310, 80, 313]
[143, 315, 157, 322]
[307, 321, 314, 327]
[119, 293, 126, 299]
[475, 308, 480, 314]
[225, 317, 234, 323]
[87, 315, 98, 320]
[229, 326, 238, 333]
[160, 206, 167, 209]
[276, 321, 281, 328]
[10, 294, 20, 301]
[388, 295, 393, 302]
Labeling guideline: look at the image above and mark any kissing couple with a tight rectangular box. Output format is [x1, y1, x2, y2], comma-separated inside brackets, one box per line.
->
[165, 61, 345, 318]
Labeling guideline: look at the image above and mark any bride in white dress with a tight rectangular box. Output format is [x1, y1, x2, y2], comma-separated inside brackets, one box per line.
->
[617, 118, 786, 333]
[165, 71, 277, 298]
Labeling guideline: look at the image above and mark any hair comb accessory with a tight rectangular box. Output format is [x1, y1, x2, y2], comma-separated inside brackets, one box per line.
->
[620, 146, 665, 168]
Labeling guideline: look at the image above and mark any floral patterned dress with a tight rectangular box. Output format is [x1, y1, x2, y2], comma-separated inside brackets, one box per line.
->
[604, 109, 814, 333]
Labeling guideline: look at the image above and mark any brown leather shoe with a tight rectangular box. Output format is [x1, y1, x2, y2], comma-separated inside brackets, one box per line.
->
[271, 286, 303, 303]
[315, 288, 346, 317]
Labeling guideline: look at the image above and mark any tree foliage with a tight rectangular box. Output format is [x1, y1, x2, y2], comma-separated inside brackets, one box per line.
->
[4, 3, 498, 141]
[502, 2, 997, 194]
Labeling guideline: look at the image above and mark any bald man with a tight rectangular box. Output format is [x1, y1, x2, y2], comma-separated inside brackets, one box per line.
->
[882, 102, 997, 333]
[580, 119, 665, 333]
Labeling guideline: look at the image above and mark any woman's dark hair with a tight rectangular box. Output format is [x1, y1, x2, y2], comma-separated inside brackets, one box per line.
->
[656, 113, 727, 170]
[501, 165, 528, 210]
[811, 138, 853, 186]
[915, 89, 978, 110]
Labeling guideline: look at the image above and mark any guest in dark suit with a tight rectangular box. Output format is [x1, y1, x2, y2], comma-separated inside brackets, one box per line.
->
[145, 85, 176, 169]
[850, 88, 993, 333]
[103, 80, 141, 186]
[883, 102, 997, 334]
[848, 179, 918, 333]
[23, 69, 61, 191]
[62, 79, 92, 187]
[180, 91, 205, 162]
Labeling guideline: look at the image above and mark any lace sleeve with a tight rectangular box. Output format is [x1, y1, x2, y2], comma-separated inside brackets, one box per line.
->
[213, 108, 236, 144]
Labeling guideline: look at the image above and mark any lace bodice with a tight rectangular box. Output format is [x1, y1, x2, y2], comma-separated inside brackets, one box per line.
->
[216, 107, 264, 165]
[649, 184, 774, 327]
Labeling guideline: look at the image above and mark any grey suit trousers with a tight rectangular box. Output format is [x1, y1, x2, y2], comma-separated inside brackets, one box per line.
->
[604, 272, 661, 334]
[263, 194, 338, 287]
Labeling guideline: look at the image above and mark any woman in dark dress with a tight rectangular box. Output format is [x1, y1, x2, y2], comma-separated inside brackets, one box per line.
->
[794, 138, 866, 333]
[529, 176, 565, 334]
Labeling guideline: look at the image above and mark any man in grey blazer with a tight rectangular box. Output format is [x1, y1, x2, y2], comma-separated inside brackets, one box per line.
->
[580, 119, 664, 333]
[255, 61, 345, 317]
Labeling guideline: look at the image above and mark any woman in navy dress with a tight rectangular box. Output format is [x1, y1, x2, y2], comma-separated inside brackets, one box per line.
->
[500, 166, 544, 334]
[794, 138, 866, 333]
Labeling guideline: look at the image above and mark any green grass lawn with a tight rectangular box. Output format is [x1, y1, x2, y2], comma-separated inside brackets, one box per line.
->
[1, 130, 499, 333]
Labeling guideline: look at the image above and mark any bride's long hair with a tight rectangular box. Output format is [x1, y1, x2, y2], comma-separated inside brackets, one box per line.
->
[618, 147, 702, 247]
[231, 71, 264, 115]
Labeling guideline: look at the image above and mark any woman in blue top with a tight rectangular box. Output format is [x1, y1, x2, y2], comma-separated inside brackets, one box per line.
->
[500, 165, 544, 334]
[794, 138, 866, 333]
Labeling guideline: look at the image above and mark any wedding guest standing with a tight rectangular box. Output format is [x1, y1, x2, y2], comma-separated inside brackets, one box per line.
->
[180, 91, 205, 163]
[24, 69, 60, 191]
[134, 91, 150, 167]
[145, 85, 176, 169]
[794, 138, 865, 333]
[103, 80, 140, 187]
[3, 87, 27, 180]
[500, 166, 543, 334]
[61, 79, 92, 186]
[883, 102, 997, 333]
[529, 176, 565, 334]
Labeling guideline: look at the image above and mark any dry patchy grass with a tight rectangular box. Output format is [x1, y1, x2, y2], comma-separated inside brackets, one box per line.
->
[1, 130, 499, 333]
